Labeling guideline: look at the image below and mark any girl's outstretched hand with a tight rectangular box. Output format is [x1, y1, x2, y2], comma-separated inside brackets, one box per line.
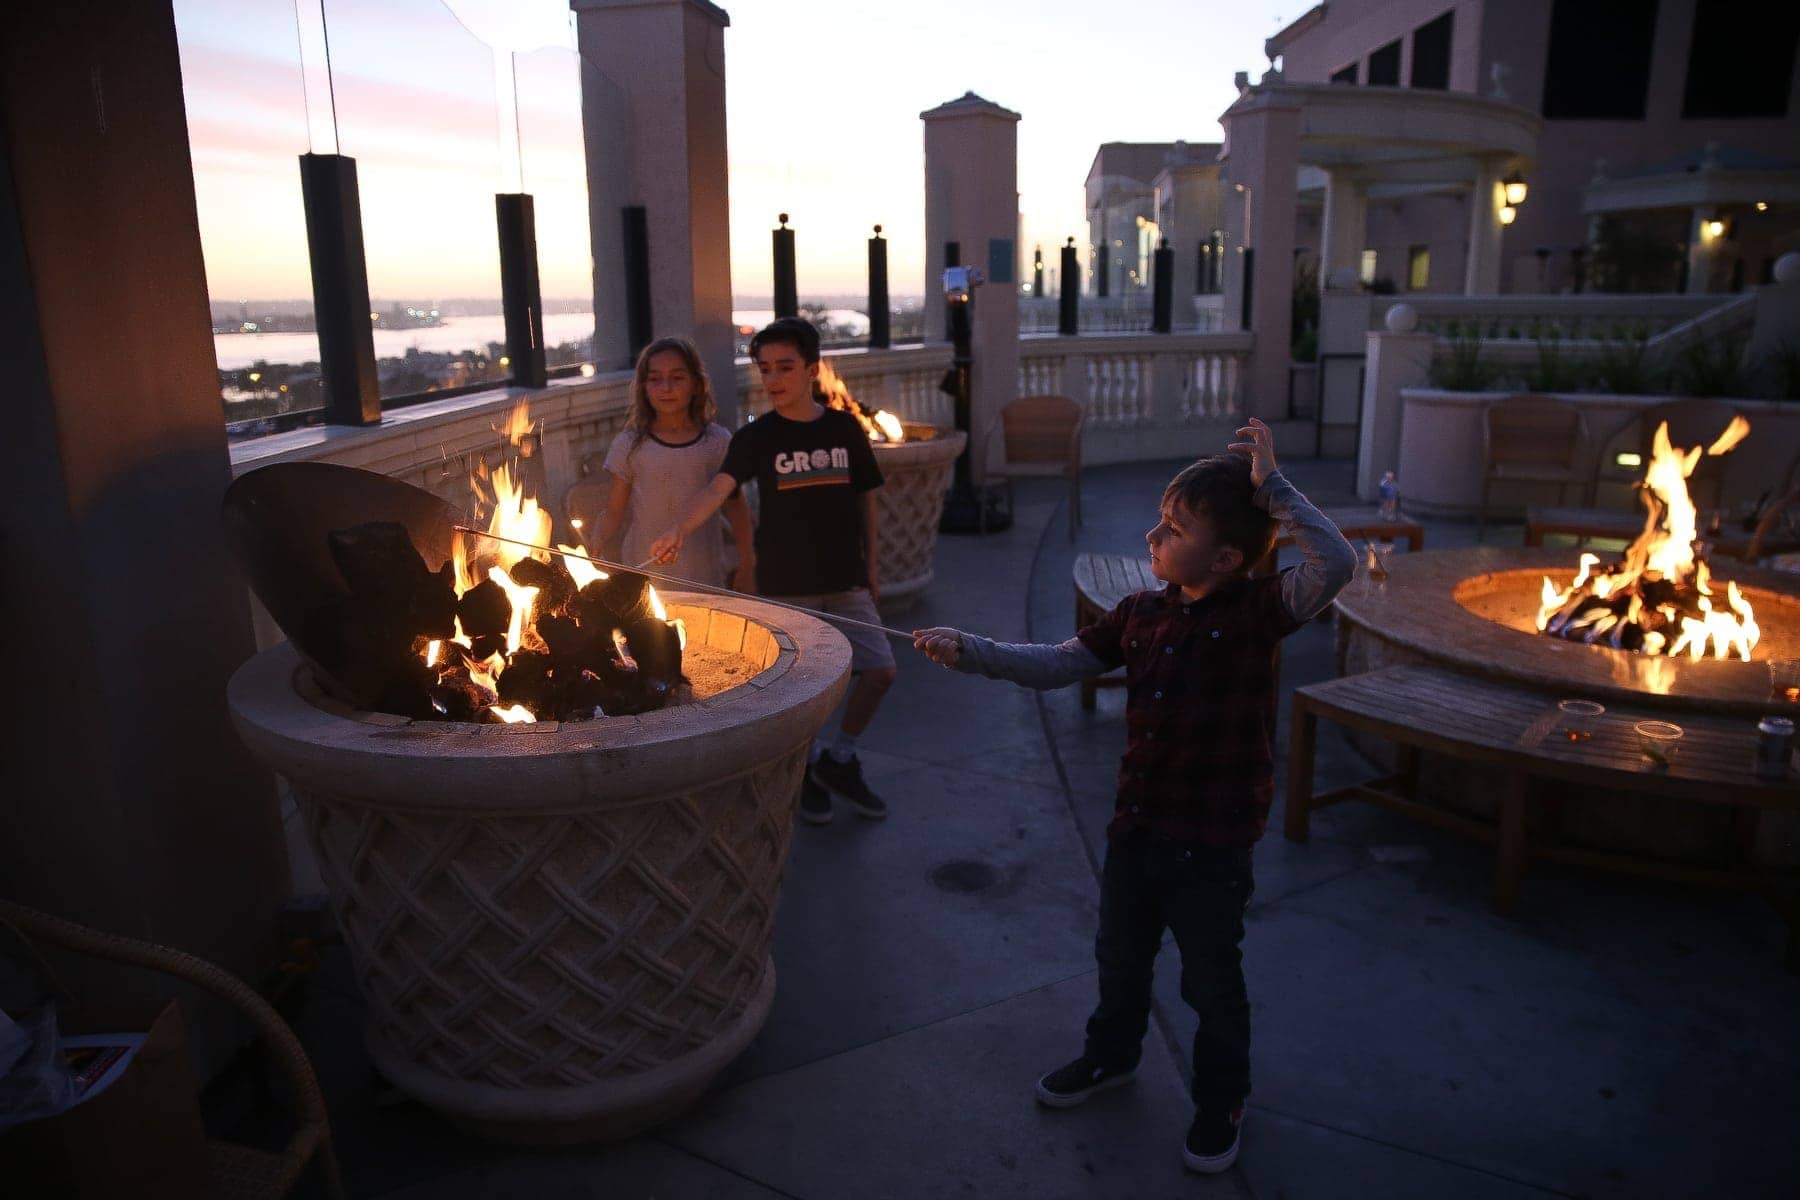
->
[912, 627, 964, 668]
[1227, 417, 1278, 488]
[649, 527, 684, 564]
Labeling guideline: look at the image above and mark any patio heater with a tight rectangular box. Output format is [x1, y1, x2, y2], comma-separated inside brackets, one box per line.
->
[868, 224, 890, 349]
[937, 266, 1010, 533]
[1151, 237, 1174, 333]
[1058, 237, 1079, 335]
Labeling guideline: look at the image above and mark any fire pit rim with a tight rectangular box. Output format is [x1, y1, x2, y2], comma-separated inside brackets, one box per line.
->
[228, 591, 854, 810]
[1334, 546, 1797, 716]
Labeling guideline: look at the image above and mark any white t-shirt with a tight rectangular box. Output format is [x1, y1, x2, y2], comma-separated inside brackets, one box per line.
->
[601, 423, 733, 587]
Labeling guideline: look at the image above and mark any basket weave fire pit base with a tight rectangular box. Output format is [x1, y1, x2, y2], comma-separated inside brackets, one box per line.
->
[230, 595, 851, 1143]
[365, 967, 777, 1144]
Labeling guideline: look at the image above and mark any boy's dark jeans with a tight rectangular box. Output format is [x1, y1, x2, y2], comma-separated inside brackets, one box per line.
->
[1083, 827, 1254, 1111]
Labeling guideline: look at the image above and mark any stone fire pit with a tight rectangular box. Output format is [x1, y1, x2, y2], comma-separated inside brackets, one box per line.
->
[229, 593, 850, 1143]
[1334, 546, 1800, 865]
[871, 422, 966, 606]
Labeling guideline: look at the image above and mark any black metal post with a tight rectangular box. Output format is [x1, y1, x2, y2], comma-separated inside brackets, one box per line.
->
[1197, 241, 1210, 295]
[1032, 246, 1044, 297]
[496, 193, 547, 388]
[937, 286, 1010, 535]
[772, 213, 797, 319]
[1058, 237, 1079, 335]
[1152, 238, 1174, 333]
[867, 224, 890, 349]
[299, 153, 380, 425]
[621, 205, 652, 364]
[1240, 246, 1255, 331]
[1096, 242, 1110, 297]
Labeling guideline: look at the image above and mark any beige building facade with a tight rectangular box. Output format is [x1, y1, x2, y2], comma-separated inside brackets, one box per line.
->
[1269, 0, 1800, 294]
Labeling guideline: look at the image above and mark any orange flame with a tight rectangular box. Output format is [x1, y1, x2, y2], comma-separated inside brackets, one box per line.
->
[816, 361, 906, 443]
[1535, 420, 1756, 661]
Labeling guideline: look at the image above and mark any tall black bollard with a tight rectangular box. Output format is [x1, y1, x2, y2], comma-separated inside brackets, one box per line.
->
[772, 213, 797, 319]
[300, 153, 380, 425]
[867, 224, 890, 349]
[942, 240, 960, 341]
[1151, 237, 1174, 334]
[1240, 247, 1256, 331]
[621, 205, 652, 364]
[1058, 237, 1079, 335]
[1096, 242, 1110, 298]
[497, 192, 547, 387]
[1032, 246, 1044, 298]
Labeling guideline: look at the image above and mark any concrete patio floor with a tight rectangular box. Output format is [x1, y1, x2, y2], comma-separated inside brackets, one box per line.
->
[258, 457, 1800, 1199]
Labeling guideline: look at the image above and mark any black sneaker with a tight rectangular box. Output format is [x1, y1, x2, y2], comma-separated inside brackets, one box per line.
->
[811, 753, 886, 819]
[798, 770, 832, 825]
[1033, 1056, 1136, 1108]
[1183, 1103, 1244, 1173]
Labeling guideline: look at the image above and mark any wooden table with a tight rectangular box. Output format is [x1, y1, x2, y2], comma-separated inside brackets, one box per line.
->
[1278, 505, 1425, 556]
[1286, 663, 1800, 970]
[1073, 553, 1158, 708]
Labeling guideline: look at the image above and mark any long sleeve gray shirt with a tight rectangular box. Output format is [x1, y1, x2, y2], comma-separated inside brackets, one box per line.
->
[953, 470, 1357, 687]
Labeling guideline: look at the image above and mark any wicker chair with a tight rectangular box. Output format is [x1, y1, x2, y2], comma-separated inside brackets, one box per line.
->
[986, 395, 1085, 539]
[0, 899, 345, 1200]
[1479, 395, 1587, 540]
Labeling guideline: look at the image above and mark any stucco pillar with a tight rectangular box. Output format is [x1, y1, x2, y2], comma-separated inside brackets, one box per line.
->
[1220, 89, 1302, 424]
[1357, 329, 1435, 500]
[0, 0, 289, 1070]
[1685, 208, 1720, 295]
[922, 92, 1021, 483]
[1319, 170, 1367, 282]
[1464, 158, 1504, 295]
[572, 0, 737, 419]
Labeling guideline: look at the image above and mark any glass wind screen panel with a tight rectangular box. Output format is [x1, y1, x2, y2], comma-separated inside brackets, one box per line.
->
[516, 46, 595, 371]
[326, 0, 507, 399]
[173, 0, 325, 437]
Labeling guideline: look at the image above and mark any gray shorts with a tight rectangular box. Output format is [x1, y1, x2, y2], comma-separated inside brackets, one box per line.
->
[771, 588, 897, 674]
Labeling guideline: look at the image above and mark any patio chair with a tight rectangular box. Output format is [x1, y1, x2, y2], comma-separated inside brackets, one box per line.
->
[0, 899, 346, 1200]
[1479, 395, 1587, 540]
[1524, 398, 1748, 548]
[986, 395, 1085, 539]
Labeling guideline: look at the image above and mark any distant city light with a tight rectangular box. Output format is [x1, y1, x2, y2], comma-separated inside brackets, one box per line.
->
[247, 371, 261, 382]
[498, 355, 511, 367]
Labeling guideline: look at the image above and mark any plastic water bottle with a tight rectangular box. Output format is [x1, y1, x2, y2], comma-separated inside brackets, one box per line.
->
[1378, 471, 1401, 522]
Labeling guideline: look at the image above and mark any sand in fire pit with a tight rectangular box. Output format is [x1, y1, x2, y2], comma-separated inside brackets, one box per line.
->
[677, 640, 765, 702]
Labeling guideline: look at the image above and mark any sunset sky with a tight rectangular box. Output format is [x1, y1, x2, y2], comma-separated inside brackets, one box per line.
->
[173, 0, 1290, 303]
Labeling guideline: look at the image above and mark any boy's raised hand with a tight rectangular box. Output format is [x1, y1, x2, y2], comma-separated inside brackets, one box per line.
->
[911, 627, 964, 668]
[1228, 417, 1278, 488]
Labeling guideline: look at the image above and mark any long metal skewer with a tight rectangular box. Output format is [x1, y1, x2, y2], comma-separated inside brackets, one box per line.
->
[454, 526, 920, 643]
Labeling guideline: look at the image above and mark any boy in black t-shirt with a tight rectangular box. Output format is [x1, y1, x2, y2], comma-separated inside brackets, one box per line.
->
[651, 318, 897, 824]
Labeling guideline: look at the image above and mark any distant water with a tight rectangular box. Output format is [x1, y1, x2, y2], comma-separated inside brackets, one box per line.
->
[213, 308, 869, 369]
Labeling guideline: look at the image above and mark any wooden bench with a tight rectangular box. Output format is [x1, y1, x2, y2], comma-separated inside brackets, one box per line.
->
[1072, 508, 1424, 709]
[1285, 664, 1800, 970]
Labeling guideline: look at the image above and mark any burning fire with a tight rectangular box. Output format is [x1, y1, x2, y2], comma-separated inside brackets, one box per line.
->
[814, 362, 907, 443]
[1535, 418, 1757, 661]
[413, 399, 687, 722]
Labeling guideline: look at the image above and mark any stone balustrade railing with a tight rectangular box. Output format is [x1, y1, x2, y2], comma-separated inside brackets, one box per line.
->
[230, 332, 1259, 512]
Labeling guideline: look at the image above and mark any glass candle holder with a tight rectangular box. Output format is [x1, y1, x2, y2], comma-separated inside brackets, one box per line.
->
[1557, 699, 1605, 742]
[1635, 720, 1683, 767]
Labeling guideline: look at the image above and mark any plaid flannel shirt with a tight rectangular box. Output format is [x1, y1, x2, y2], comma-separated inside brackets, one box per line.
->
[1076, 574, 1302, 847]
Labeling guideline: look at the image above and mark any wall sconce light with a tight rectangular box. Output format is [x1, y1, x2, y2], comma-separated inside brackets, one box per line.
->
[1502, 173, 1528, 206]
[1704, 218, 1725, 238]
[1755, 201, 1769, 212]
[1499, 205, 1518, 225]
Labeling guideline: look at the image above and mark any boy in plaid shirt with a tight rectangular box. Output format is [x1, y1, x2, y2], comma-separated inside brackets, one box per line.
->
[913, 419, 1355, 1173]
